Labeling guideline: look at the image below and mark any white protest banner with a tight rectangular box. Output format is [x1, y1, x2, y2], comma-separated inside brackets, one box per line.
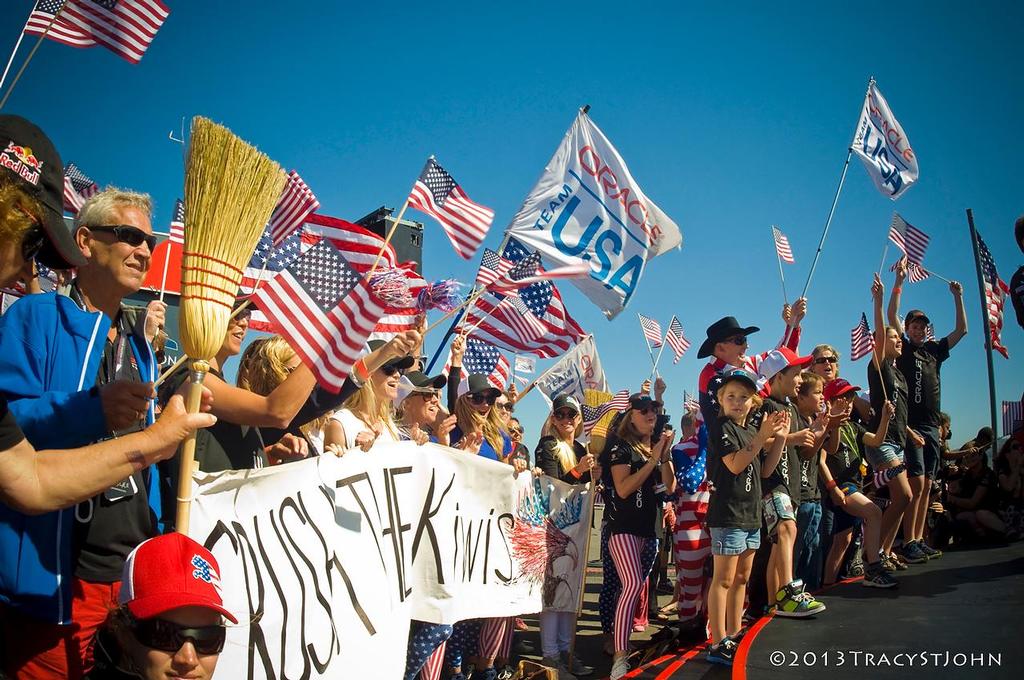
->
[186, 442, 592, 679]
[535, 335, 609, 406]
[514, 354, 536, 376]
[851, 79, 918, 200]
[506, 111, 682, 319]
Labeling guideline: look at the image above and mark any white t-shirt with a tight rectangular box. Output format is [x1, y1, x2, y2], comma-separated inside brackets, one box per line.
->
[330, 409, 400, 450]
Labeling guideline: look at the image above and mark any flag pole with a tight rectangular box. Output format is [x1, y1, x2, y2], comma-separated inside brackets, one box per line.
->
[967, 209, 999, 460]
[566, 477, 598, 676]
[773, 225, 789, 306]
[651, 332, 668, 381]
[0, 1, 68, 112]
[0, 8, 33, 95]
[369, 156, 432, 274]
[638, 314, 658, 374]
[160, 119, 188, 302]
[157, 238, 173, 303]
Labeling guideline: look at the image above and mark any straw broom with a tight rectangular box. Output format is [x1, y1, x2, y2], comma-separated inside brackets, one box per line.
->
[176, 116, 286, 533]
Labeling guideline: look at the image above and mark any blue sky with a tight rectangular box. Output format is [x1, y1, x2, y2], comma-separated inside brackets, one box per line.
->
[3, 1, 1021, 446]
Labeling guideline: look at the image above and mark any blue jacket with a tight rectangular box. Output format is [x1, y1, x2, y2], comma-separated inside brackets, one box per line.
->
[0, 292, 160, 624]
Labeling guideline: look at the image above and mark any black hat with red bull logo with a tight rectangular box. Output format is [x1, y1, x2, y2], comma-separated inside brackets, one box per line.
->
[0, 114, 85, 269]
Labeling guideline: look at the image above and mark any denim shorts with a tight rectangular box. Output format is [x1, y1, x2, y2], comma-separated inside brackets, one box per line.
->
[904, 425, 941, 478]
[865, 441, 904, 470]
[710, 526, 761, 556]
[762, 491, 796, 539]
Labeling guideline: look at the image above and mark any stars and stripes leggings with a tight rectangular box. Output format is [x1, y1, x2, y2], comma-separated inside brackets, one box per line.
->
[608, 532, 660, 653]
[672, 488, 711, 624]
[403, 621, 452, 680]
[444, 618, 512, 671]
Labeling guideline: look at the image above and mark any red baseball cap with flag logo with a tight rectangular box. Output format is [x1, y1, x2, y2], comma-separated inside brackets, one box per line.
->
[119, 533, 237, 623]
[824, 378, 862, 401]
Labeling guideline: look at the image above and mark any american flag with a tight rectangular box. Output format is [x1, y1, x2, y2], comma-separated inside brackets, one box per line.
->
[26, 0, 170, 64]
[450, 338, 511, 391]
[683, 390, 700, 414]
[63, 161, 98, 214]
[638, 314, 663, 349]
[463, 238, 584, 358]
[408, 157, 494, 260]
[250, 239, 385, 393]
[850, 312, 875, 361]
[666, 315, 690, 363]
[489, 259, 590, 294]
[772, 226, 795, 264]
[167, 198, 185, 245]
[269, 171, 319, 246]
[976, 230, 1010, 359]
[581, 389, 630, 435]
[476, 248, 515, 288]
[925, 323, 936, 342]
[1002, 400, 1023, 436]
[888, 213, 929, 264]
[239, 226, 309, 331]
[890, 257, 929, 283]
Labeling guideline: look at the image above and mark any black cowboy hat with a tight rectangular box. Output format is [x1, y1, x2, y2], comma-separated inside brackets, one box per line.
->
[465, 373, 501, 400]
[696, 316, 760, 359]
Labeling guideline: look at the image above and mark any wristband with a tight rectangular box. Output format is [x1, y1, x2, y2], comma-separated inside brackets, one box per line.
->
[825, 479, 838, 491]
[353, 359, 369, 383]
[570, 467, 582, 479]
[893, 286, 902, 295]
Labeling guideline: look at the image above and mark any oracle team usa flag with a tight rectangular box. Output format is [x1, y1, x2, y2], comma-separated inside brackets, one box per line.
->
[851, 79, 919, 200]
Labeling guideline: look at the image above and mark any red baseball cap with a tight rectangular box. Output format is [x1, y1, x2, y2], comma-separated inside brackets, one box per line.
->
[757, 347, 814, 384]
[824, 378, 861, 401]
[119, 533, 237, 623]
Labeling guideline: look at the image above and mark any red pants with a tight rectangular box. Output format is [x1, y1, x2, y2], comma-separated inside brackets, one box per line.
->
[0, 579, 120, 679]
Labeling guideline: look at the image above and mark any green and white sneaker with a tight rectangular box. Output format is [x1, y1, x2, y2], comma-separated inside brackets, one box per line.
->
[918, 541, 942, 558]
[774, 580, 827, 618]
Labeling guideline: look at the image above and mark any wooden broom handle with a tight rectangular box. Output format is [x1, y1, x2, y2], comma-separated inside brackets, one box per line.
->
[175, 360, 210, 534]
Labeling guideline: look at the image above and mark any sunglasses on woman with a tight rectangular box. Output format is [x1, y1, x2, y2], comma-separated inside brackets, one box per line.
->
[469, 393, 497, 406]
[553, 409, 577, 421]
[131, 618, 226, 655]
[88, 224, 158, 251]
[814, 356, 838, 365]
[497, 403, 514, 413]
[379, 364, 407, 377]
[629, 397, 662, 415]
[412, 389, 439, 400]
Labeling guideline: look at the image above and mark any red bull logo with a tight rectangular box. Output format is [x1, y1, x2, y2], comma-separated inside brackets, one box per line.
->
[1, 140, 43, 186]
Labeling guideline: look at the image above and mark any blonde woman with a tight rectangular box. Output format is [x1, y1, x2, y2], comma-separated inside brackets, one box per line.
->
[534, 394, 595, 677]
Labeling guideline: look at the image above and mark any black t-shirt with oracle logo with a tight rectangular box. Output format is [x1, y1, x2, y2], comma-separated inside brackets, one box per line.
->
[896, 337, 950, 428]
[706, 416, 763, 530]
[868, 360, 908, 449]
[794, 412, 821, 502]
[603, 439, 661, 538]
[754, 396, 800, 499]
[0, 396, 25, 450]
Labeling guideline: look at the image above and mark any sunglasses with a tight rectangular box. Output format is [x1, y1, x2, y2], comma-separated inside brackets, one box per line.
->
[629, 398, 662, 415]
[412, 389, 439, 400]
[723, 335, 747, 346]
[379, 364, 407, 377]
[469, 393, 497, 406]
[131, 618, 226, 655]
[553, 409, 577, 421]
[814, 356, 838, 365]
[497, 403, 514, 413]
[509, 428, 523, 436]
[88, 224, 158, 251]
[21, 225, 46, 263]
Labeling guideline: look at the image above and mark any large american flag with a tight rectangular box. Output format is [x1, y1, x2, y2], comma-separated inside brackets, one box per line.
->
[408, 157, 493, 260]
[168, 198, 185, 245]
[850, 312, 875, 361]
[26, 0, 170, 64]
[638, 314, 663, 349]
[63, 161, 98, 214]
[269, 171, 319, 246]
[1002, 400, 1023, 436]
[239, 226, 309, 331]
[462, 238, 584, 358]
[581, 389, 630, 435]
[976, 231, 1010, 359]
[666, 315, 690, 364]
[888, 213, 929, 264]
[250, 239, 385, 393]
[446, 338, 510, 391]
[772, 225, 795, 264]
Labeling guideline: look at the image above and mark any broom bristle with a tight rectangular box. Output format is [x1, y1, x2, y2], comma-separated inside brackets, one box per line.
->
[180, 117, 286, 360]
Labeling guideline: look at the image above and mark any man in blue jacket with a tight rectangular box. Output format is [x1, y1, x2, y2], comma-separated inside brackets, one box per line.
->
[0, 186, 162, 678]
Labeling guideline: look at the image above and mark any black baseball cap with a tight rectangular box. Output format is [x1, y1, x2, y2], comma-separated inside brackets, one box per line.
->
[465, 373, 501, 399]
[0, 114, 85, 269]
[552, 394, 581, 415]
[367, 339, 415, 371]
[905, 309, 930, 326]
[405, 370, 446, 390]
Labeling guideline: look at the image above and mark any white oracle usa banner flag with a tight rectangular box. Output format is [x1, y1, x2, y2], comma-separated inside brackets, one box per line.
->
[186, 442, 592, 679]
[535, 335, 609, 406]
[851, 79, 919, 200]
[506, 111, 682, 319]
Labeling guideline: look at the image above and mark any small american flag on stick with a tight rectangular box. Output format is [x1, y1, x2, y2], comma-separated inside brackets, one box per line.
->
[976, 231, 1010, 359]
[269, 171, 319, 246]
[251, 239, 386, 392]
[850, 312, 875, 361]
[1002, 400, 1023, 436]
[888, 213, 930, 264]
[638, 314, 663, 349]
[582, 389, 630, 435]
[666, 316, 690, 364]
[890, 256, 929, 283]
[408, 157, 494, 260]
[168, 198, 185, 245]
[63, 161, 98, 214]
[772, 226, 795, 264]
[446, 338, 511, 391]
[476, 249, 515, 288]
[26, 0, 170, 64]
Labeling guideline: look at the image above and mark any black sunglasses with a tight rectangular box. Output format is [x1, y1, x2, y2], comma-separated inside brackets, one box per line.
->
[379, 364, 407, 377]
[469, 393, 497, 406]
[88, 225, 157, 251]
[497, 402, 515, 413]
[412, 389, 439, 399]
[553, 409, 577, 420]
[723, 335, 747, 346]
[21, 225, 46, 262]
[814, 356, 838, 365]
[629, 398, 662, 415]
[131, 618, 226, 655]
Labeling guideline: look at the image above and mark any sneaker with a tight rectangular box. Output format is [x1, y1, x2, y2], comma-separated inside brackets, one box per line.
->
[514, 617, 529, 631]
[901, 541, 929, 564]
[918, 542, 942, 558]
[862, 563, 899, 588]
[561, 651, 594, 676]
[609, 656, 631, 679]
[880, 555, 899, 574]
[887, 552, 909, 570]
[496, 666, 515, 680]
[632, 622, 646, 633]
[774, 580, 827, 618]
[542, 657, 576, 680]
[706, 639, 737, 666]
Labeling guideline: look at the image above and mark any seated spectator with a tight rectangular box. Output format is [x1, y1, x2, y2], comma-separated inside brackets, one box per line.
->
[946, 449, 1006, 542]
[89, 533, 236, 679]
[995, 438, 1024, 539]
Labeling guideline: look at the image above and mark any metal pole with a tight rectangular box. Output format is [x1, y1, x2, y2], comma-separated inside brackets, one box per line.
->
[0, 1, 68, 111]
[966, 209, 999, 459]
[0, 11, 31, 95]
